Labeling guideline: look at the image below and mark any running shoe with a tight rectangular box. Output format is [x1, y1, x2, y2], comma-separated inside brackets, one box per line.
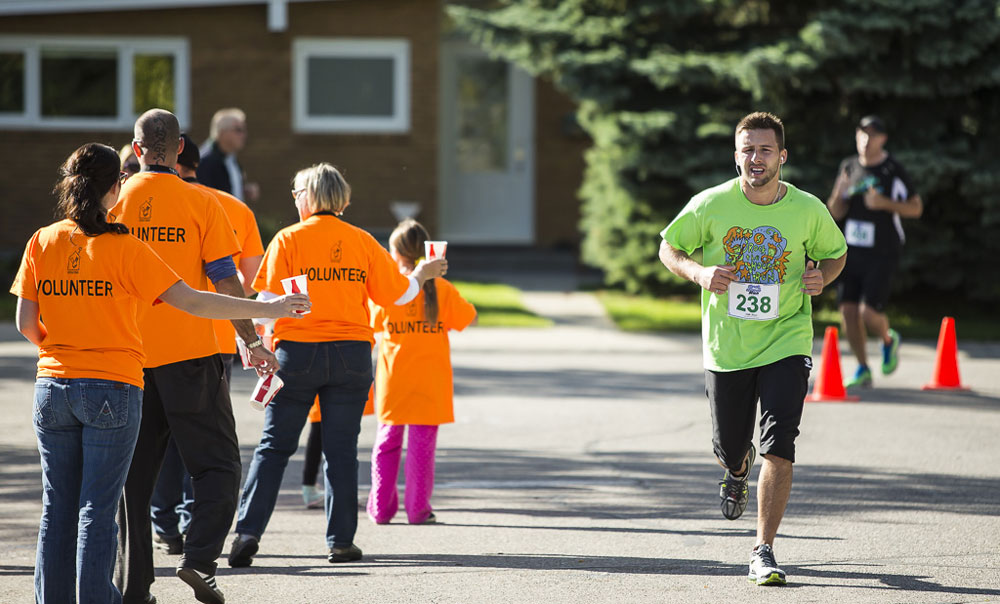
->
[176, 567, 225, 604]
[719, 444, 756, 521]
[845, 364, 873, 388]
[227, 534, 258, 568]
[882, 329, 901, 375]
[747, 543, 787, 586]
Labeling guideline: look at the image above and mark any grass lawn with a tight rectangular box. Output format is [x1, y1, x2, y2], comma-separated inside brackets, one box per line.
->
[452, 281, 551, 328]
[598, 290, 1000, 341]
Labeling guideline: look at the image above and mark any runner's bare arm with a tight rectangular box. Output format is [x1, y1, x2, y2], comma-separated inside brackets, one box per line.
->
[659, 240, 736, 295]
[15, 297, 46, 346]
[826, 168, 850, 221]
[863, 187, 923, 218]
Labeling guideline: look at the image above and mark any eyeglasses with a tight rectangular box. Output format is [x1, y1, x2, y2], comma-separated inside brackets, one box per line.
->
[119, 171, 129, 185]
[291, 187, 306, 199]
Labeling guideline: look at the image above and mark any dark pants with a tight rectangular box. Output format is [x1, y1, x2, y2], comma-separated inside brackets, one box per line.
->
[116, 355, 240, 602]
[303, 421, 323, 486]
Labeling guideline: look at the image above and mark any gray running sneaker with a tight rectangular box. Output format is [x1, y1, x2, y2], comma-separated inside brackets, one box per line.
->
[748, 543, 787, 586]
[719, 444, 756, 520]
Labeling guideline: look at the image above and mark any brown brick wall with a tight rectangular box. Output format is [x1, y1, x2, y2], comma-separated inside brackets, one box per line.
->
[0, 1, 586, 255]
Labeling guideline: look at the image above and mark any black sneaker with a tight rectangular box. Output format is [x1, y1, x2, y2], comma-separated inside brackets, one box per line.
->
[328, 543, 363, 563]
[748, 543, 787, 586]
[153, 532, 183, 555]
[719, 443, 756, 520]
[176, 567, 225, 604]
[227, 534, 258, 568]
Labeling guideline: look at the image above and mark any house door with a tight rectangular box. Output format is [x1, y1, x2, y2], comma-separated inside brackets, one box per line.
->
[439, 41, 534, 244]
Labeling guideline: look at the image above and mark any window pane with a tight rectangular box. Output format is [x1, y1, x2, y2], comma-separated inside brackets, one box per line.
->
[0, 52, 25, 113]
[41, 49, 117, 117]
[134, 54, 175, 113]
[307, 56, 394, 117]
[456, 56, 507, 172]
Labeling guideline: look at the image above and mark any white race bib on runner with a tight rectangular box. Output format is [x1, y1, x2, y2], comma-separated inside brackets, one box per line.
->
[845, 219, 875, 248]
[728, 282, 779, 321]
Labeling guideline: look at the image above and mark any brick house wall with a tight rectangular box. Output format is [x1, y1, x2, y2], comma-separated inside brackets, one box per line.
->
[0, 1, 584, 255]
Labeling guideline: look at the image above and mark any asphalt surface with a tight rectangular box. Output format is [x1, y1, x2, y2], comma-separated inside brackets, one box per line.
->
[0, 293, 998, 603]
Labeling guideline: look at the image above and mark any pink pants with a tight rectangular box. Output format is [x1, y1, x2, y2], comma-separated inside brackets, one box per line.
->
[366, 423, 439, 524]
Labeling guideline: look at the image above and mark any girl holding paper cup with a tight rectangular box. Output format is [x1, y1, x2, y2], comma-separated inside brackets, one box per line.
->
[9, 143, 309, 604]
[229, 163, 447, 567]
[367, 219, 476, 525]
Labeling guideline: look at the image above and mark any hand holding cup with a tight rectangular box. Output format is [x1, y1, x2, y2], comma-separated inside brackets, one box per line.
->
[268, 293, 311, 318]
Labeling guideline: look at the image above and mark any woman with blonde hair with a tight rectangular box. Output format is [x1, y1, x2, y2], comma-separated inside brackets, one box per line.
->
[229, 163, 447, 566]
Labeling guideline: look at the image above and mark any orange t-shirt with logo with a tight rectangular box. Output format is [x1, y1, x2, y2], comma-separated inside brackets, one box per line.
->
[370, 278, 476, 425]
[198, 184, 265, 355]
[109, 171, 239, 368]
[9, 219, 182, 387]
[253, 214, 410, 345]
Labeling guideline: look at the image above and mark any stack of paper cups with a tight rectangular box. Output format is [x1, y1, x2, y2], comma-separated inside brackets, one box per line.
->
[250, 373, 283, 410]
[280, 275, 310, 314]
[424, 240, 447, 260]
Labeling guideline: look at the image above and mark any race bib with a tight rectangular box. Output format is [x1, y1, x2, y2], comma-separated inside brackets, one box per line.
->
[728, 282, 779, 321]
[845, 219, 875, 248]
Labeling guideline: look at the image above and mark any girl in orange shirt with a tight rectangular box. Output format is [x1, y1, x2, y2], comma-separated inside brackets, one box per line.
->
[229, 164, 447, 567]
[367, 220, 477, 525]
[10, 143, 308, 604]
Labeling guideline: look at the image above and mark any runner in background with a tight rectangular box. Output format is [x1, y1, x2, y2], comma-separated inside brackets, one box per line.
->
[228, 163, 447, 568]
[660, 112, 846, 586]
[367, 219, 477, 526]
[10, 142, 307, 604]
[826, 115, 923, 388]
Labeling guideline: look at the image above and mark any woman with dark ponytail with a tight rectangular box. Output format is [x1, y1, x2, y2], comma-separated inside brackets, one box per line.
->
[9, 143, 308, 604]
[366, 219, 477, 526]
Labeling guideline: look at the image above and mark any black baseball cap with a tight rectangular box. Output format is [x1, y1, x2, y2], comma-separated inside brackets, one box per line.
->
[177, 133, 200, 169]
[858, 115, 887, 134]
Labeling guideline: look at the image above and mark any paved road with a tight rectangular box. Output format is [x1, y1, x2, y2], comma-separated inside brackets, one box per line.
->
[0, 296, 998, 603]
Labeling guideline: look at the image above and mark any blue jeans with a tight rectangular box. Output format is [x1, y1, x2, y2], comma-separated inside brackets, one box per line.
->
[236, 340, 371, 548]
[33, 377, 142, 604]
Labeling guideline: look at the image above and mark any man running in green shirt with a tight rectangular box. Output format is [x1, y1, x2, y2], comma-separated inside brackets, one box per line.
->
[659, 112, 847, 586]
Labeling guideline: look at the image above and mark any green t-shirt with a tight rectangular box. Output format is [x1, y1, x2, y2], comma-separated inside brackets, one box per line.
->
[661, 178, 847, 372]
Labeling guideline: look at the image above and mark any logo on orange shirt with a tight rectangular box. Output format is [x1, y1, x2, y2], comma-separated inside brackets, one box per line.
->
[67, 248, 81, 274]
[139, 198, 153, 222]
[331, 240, 342, 263]
[406, 301, 418, 317]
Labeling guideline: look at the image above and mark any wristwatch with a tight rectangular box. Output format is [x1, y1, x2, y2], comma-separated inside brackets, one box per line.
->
[245, 338, 264, 350]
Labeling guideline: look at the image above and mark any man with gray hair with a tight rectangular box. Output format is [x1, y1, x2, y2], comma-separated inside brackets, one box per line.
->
[197, 107, 259, 202]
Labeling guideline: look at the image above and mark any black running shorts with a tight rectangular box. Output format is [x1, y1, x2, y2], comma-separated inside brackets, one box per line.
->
[705, 355, 812, 471]
[835, 251, 899, 312]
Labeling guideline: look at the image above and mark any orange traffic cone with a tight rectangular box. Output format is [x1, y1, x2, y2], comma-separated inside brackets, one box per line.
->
[922, 317, 969, 391]
[806, 326, 860, 402]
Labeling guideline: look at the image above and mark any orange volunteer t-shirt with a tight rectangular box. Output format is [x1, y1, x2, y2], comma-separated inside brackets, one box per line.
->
[199, 184, 265, 355]
[371, 278, 476, 425]
[109, 171, 239, 368]
[9, 219, 182, 388]
[253, 213, 410, 345]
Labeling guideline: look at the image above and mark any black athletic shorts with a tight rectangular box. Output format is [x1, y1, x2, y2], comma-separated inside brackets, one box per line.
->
[835, 251, 899, 312]
[705, 355, 812, 470]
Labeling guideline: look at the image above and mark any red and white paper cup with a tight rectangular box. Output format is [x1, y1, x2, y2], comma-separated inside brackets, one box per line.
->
[280, 274, 310, 314]
[250, 373, 283, 410]
[424, 240, 447, 260]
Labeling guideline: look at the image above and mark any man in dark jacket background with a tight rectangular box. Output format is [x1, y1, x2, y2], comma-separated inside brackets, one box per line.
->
[198, 108, 259, 203]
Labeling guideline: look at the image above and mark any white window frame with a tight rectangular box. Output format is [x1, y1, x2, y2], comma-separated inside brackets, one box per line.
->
[292, 38, 410, 134]
[0, 35, 189, 130]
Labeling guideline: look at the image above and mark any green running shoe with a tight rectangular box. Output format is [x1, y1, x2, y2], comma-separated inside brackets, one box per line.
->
[845, 365, 872, 388]
[748, 543, 787, 586]
[882, 329, 901, 375]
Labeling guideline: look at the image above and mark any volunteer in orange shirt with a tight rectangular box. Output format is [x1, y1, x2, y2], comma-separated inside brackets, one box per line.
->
[111, 109, 280, 604]
[146, 134, 267, 555]
[9, 142, 308, 604]
[228, 163, 447, 567]
[366, 220, 477, 525]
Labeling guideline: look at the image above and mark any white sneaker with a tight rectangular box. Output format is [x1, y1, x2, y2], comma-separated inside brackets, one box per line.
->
[748, 543, 787, 586]
[302, 485, 324, 509]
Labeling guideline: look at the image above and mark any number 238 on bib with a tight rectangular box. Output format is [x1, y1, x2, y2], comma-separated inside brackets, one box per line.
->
[727, 282, 779, 321]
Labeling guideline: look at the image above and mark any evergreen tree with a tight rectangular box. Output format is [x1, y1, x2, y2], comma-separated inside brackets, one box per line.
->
[449, 0, 1000, 301]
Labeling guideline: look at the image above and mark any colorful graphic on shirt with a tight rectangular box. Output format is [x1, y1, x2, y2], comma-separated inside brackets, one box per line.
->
[722, 225, 790, 285]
